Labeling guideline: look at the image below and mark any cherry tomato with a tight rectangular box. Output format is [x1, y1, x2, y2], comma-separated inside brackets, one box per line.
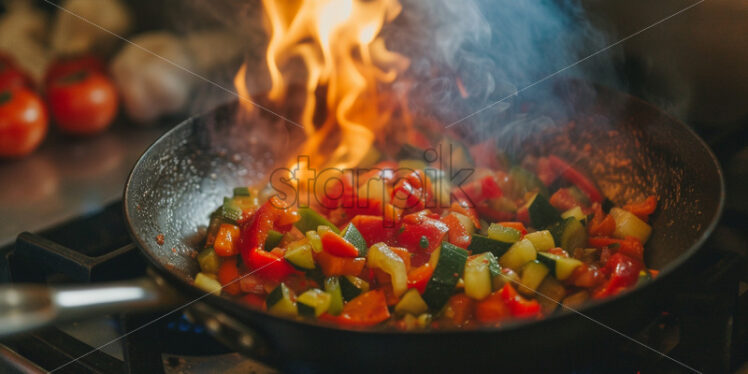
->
[44, 55, 105, 86]
[0, 88, 48, 158]
[47, 70, 118, 135]
[0, 55, 32, 91]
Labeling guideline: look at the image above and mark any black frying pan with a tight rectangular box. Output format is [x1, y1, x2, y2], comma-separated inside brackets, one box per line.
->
[0, 81, 724, 373]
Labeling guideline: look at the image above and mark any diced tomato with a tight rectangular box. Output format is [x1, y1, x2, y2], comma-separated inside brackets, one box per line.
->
[548, 156, 602, 203]
[442, 213, 471, 249]
[446, 293, 474, 326]
[499, 283, 541, 318]
[213, 223, 241, 256]
[549, 188, 582, 212]
[588, 236, 644, 261]
[498, 222, 527, 236]
[623, 196, 657, 221]
[217, 259, 241, 295]
[475, 290, 511, 323]
[335, 290, 391, 327]
[407, 263, 434, 293]
[350, 215, 399, 247]
[398, 212, 448, 253]
[321, 232, 359, 257]
[315, 250, 366, 277]
[593, 253, 643, 299]
[450, 200, 481, 229]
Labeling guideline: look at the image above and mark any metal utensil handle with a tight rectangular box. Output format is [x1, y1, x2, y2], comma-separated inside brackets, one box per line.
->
[0, 277, 182, 337]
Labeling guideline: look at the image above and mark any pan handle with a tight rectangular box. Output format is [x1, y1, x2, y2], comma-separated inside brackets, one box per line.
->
[0, 276, 183, 337]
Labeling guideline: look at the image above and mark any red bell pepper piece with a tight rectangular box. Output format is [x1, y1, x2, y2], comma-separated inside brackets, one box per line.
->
[499, 283, 541, 318]
[450, 200, 481, 229]
[446, 293, 475, 326]
[240, 293, 266, 310]
[332, 290, 391, 327]
[548, 155, 602, 203]
[407, 263, 434, 293]
[475, 290, 512, 323]
[534, 157, 559, 186]
[549, 188, 582, 212]
[213, 223, 241, 256]
[592, 253, 642, 299]
[588, 204, 616, 237]
[349, 215, 399, 247]
[217, 259, 242, 295]
[391, 169, 433, 212]
[239, 197, 298, 281]
[588, 236, 644, 261]
[315, 250, 366, 276]
[321, 232, 359, 257]
[398, 211, 448, 253]
[441, 213, 472, 249]
[623, 196, 657, 221]
[481, 174, 503, 199]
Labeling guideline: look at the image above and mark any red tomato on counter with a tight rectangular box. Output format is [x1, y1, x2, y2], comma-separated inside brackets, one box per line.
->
[0, 53, 32, 91]
[44, 55, 105, 86]
[0, 88, 48, 158]
[47, 69, 118, 135]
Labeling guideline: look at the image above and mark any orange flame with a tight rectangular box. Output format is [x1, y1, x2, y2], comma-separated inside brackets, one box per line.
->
[234, 0, 410, 171]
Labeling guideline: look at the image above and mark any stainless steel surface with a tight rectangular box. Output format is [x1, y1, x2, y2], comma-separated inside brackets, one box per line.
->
[0, 276, 182, 337]
[0, 121, 168, 247]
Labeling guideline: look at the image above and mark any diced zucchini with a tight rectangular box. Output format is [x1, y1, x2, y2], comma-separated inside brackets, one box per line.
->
[194, 272, 222, 295]
[509, 166, 549, 198]
[609, 208, 652, 244]
[498, 238, 537, 270]
[468, 234, 513, 257]
[324, 277, 343, 315]
[284, 242, 315, 270]
[536, 276, 567, 314]
[264, 230, 283, 250]
[453, 213, 475, 235]
[536, 252, 582, 281]
[295, 208, 340, 234]
[204, 210, 225, 248]
[561, 206, 586, 222]
[266, 283, 297, 317]
[394, 288, 429, 316]
[421, 242, 469, 311]
[487, 223, 521, 243]
[339, 275, 370, 301]
[464, 253, 493, 300]
[368, 243, 408, 297]
[341, 223, 368, 256]
[518, 260, 549, 296]
[221, 197, 243, 223]
[492, 267, 519, 290]
[524, 230, 555, 251]
[525, 193, 560, 228]
[417, 313, 432, 328]
[197, 248, 222, 274]
[297, 288, 332, 317]
[548, 217, 587, 253]
[233, 187, 251, 197]
[306, 230, 323, 252]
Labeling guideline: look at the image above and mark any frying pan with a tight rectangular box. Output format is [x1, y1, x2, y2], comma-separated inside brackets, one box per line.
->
[0, 81, 724, 372]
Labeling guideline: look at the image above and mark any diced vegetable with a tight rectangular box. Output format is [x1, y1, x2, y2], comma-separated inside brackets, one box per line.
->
[524, 230, 555, 251]
[341, 222, 368, 256]
[525, 193, 561, 228]
[561, 206, 586, 222]
[562, 290, 589, 309]
[536, 277, 566, 314]
[518, 261, 549, 296]
[464, 253, 493, 300]
[221, 197, 243, 223]
[536, 252, 582, 281]
[453, 213, 475, 236]
[339, 275, 370, 301]
[197, 248, 222, 274]
[306, 230, 322, 252]
[548, 217, 587, 253]
[609, 208, 652, 244]
[421, 242, 469, 311]
[264, 230, 283, 250]
[394, 288, 429, 316]
[487, 223, 521, 243]
[266, 283, 297, 317]
[295, 207, 340, 234]
[498, 238, 537, 270]
[324, 277, 344, 315]
[284, 242, 316, 270]
[213, 223, 240, 257]
[233, 187, 251, 196]
[467, 234, 513, 257]
[509, 166, 549, 198]
[492, 267, 519, 291]
[194, 272, 222, 295]
[367, 242, 408, 297]
[335, 290, 391, 327]
[297, 288, 332, 317]
[315, 250, 366, 276]
[321, 232, 359, 257]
